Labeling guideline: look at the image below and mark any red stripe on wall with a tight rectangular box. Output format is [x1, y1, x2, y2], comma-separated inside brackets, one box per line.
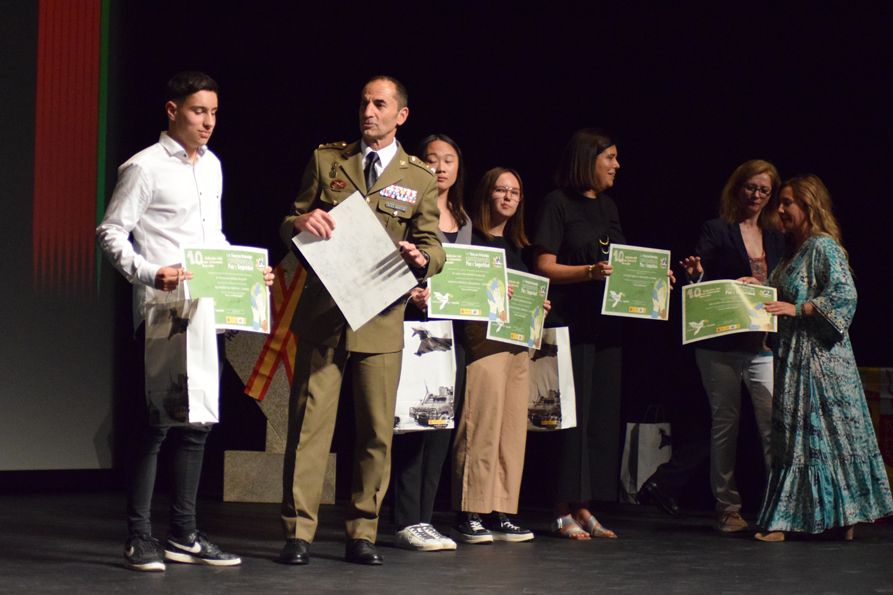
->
[33, 0, 101, 293]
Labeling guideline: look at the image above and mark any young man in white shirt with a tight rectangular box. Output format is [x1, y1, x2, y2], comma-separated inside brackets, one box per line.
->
[98, 71, 268, 571]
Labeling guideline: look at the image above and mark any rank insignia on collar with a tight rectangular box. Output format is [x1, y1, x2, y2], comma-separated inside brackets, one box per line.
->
[379, 184, 418, 204]
[330, 179, 347, 190]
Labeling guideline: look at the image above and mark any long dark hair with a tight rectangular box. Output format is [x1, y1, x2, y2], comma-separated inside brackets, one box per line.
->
[418, 134, 467, 229]
[472, 167, 530, 249]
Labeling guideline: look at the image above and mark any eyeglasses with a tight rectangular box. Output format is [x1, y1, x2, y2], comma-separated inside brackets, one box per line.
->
[742, 183, 772, 197]
[493, 186, 521, 201]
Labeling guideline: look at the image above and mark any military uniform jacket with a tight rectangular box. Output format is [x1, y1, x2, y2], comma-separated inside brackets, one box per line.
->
[280, 140, 445, 353]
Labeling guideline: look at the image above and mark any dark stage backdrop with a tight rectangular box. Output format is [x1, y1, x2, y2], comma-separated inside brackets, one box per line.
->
[3, 2, 890, 486]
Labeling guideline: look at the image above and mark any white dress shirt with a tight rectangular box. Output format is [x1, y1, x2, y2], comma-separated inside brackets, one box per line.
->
[360, 138, 399, 179]
[97, 132, 228, 324]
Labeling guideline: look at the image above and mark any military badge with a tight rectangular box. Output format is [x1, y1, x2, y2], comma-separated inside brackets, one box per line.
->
[330, 179, 347, 191]
[380, 184, 418, 204]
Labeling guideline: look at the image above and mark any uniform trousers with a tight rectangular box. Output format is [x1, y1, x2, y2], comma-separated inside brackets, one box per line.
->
[281, 339, 401, 543]
[452, 350, 529, 514]
[695, 348, 773, 512]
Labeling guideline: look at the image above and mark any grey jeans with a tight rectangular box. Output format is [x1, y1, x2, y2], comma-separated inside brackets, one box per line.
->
[695, 348, 772, 512]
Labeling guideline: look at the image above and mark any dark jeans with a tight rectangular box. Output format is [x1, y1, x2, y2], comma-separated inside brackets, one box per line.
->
[555, 342, 622, 504]
[125, 325, 222, 539]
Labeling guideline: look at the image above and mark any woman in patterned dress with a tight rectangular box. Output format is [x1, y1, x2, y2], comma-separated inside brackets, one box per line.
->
[752, 174, 892, 541]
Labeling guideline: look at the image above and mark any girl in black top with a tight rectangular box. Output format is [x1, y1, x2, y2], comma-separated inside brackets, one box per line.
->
[451, 167, 549, 544]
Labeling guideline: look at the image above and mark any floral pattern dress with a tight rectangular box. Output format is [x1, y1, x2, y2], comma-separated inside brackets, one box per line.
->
[757, 235, 893, 532]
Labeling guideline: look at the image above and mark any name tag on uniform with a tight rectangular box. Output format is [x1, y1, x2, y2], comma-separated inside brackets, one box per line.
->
[380, 184, 417, 204]
[384, 201, 408, 213]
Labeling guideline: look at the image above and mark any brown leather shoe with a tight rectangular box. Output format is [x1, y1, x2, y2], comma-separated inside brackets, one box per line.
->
[754, 531, 785, 542]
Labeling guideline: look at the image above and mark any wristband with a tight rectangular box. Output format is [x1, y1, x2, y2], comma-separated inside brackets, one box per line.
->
[794, 303, 802, 317]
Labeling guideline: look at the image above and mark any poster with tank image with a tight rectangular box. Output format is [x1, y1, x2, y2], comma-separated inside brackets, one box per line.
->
[394, 320, 457, 433]
[527, 327, 577, 431]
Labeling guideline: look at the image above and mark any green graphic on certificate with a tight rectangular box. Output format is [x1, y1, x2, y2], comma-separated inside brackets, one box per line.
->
[487, 270, 549, 349]
[682, 280, 777, 345]
[182, 245, 270, 333]
[427, 245, 509, 322]
[602, 244, 671, 321]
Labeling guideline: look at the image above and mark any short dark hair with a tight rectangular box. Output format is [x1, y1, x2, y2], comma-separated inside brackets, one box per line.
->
[554, 128, 616, 194]
[417, 133, 467, 229]
[363, 75, 408, 109]
[166, 71, 219, 103]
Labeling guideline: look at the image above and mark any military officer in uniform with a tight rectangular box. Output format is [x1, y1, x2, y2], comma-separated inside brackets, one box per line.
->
[277, 76, 445, 566]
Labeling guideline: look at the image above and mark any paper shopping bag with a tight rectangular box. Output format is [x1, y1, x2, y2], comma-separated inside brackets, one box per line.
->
[144, 296, 219, 426]
[394, 320, 457, 434]
[527, 326, 577, 431]
[619, 421, 672, 503]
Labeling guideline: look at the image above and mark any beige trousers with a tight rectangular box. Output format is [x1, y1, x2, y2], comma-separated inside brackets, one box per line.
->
[452, 350, 530, 514]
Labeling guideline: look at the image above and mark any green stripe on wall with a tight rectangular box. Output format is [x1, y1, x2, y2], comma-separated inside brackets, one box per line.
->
[95, 0, 110, 291]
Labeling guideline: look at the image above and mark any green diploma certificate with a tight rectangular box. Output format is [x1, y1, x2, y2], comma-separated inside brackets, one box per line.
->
[427, 245, 509, 322]
[601, 243, 671, 321]
[182, 245, 270, 333]
[682, 279, 777, 345]
[486, 270, 550, 348]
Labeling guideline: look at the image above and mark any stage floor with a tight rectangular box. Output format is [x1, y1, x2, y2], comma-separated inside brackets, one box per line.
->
[1, 491, 890, 593]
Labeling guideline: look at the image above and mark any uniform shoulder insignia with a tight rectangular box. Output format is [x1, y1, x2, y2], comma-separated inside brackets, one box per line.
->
[318, 141, 348, 150]
[408, 154, 435, 176]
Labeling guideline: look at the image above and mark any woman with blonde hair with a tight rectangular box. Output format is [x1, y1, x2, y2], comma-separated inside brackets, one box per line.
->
[752, 174, 892, 541]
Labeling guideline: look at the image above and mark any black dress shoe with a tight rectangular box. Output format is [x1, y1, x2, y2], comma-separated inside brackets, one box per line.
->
[277, 539, 310, 565]
[638, 479, 680, 517]
[345, 539, 383, 565]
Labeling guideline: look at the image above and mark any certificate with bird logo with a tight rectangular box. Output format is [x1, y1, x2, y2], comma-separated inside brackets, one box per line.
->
[601, 244, 672, 321]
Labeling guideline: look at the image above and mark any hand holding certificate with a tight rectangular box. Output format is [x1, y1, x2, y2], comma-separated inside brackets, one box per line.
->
[682, 279, 777, 345]
[602, 244, 672, 321]
[487, 270, 549, 349]
[427, 244, 509, 322]
[182, 245, 271, 333]
[292, 192, 418, 331]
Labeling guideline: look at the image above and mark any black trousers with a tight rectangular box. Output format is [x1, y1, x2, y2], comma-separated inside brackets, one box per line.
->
[555, 342, 622, 504]
[124, 326, 222, 539]
[390, 341, 465, 528]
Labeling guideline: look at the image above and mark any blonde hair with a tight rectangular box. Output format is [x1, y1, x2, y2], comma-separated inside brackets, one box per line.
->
[718, 159, 781, 230]
[779, 174, 848, 260]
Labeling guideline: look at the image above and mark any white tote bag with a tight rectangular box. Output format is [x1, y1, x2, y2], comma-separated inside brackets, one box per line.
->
[619, 419, 672, 503]
[394, 320, 457, 434]
[527, 326, 577, 431]
[144, 295, 220, 426]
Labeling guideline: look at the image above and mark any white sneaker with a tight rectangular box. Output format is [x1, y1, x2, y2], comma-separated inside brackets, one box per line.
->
[395, 523, 443, 551]
[421, 524, 457, 551]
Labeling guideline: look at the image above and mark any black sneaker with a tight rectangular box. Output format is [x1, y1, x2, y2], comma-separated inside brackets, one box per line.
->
[164, 531, 242, 566]
[450, 512, 493, 544]
[486, 512, 534, 542]
[124, 533, 165, 572]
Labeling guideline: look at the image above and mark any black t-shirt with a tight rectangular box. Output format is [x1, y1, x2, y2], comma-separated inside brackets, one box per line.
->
[533, 189, 626, 342]
[471, 230, 528, 273]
